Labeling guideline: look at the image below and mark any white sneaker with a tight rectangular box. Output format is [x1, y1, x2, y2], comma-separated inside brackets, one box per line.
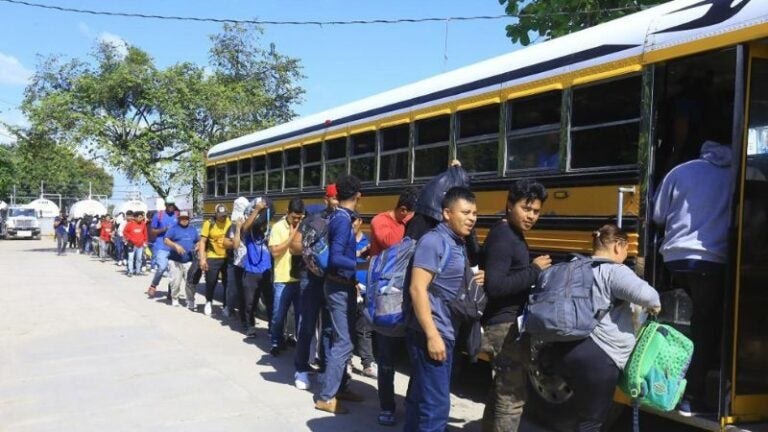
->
[204, 302, 212, 316]
[294, 372, 311, 390]
[171, 299, 180, 307]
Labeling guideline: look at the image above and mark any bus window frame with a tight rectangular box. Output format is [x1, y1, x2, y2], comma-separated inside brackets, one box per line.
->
[252, 154, 266, 195]
[413, 114, 451, 180]
[238, 157, 252, 195]
[215, 164, 226, 197]
[225, 160, 239, 196]
[324, 136, 349, 186]
[284, 147, 301, 191]
[378, 123, 410, 184]
[267, 150, 284, 193]
[455, 103, 501, 177]
[350, 131, 377, 184]
[302, 142, 323, 191]
[505, 90, 563, 175]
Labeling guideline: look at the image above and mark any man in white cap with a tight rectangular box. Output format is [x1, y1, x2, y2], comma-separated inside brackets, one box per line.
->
[164, 210, 200, 307]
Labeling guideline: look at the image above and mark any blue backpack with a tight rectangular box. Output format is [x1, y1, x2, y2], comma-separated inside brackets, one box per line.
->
[301, 209, 350, 277]
[365, 236, 450, 337]
[524, 254, 611, 342]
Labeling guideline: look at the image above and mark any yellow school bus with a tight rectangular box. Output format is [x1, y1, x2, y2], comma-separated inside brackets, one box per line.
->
[206, 1, 768, 429]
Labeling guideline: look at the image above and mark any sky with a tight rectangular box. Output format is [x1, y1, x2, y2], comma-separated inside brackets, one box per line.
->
[0, 0, 521, 207]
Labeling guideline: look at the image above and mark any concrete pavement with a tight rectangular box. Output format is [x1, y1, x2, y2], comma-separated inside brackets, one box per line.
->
[0, 239, 488, 431]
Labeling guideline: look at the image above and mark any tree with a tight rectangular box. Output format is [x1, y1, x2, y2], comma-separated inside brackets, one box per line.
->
[0, 144, 17, 198]
[499, 0, 667, 45]
[21, 24, 304, 207]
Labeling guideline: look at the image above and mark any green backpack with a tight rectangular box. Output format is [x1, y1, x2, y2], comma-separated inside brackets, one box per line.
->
[620, 319, 693, 426]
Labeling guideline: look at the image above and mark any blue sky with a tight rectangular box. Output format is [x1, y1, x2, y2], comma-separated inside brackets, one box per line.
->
[0, 0, 520, 204]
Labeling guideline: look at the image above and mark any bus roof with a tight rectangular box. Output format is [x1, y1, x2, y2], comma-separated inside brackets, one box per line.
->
[208, 0, 768, 161]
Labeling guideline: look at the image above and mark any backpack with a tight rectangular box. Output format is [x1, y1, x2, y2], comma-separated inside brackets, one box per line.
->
[524, 254, 610, 342]
[301, 209, 350, 277]
[620, 319, 693, 432]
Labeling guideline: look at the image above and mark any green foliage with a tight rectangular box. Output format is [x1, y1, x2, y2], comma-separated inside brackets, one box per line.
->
[21, 24, 304, 205]
[499, 0, 667, 45]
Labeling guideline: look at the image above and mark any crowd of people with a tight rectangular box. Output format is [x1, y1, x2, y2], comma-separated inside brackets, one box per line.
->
[48, 140, 732, 431]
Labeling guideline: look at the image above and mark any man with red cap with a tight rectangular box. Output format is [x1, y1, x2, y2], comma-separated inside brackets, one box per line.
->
[289, 184, 339, 390]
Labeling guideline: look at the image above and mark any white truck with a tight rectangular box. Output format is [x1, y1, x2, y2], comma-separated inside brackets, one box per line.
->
[0, 206, 42, 240]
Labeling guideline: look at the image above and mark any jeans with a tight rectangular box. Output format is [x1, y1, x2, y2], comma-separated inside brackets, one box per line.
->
[114, 236, 124, 261]
[151, 249, 171, 287]
[375, 333, 402, 412]
[127, 246, 144, 274]
[354, 301, 374, 368]
[318, 280, 356, 401]
[67, 234, 77, 249]
[404, 330, 455, 432]
[295, 271, 331, 373]
[169, 260, 192, 300]
[226, 264, 243, 314]
[203, 257, 228, 304]
[56, 233, 67, 254]
[99, 239, 110, 260]
[551, 338, 620, 432]
[271, 281, 299, 347]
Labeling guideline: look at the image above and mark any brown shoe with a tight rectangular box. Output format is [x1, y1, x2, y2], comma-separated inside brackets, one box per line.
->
[315, 398, 349, 414]
[146, 285, 156, 298]
[336, 390, 364, 402]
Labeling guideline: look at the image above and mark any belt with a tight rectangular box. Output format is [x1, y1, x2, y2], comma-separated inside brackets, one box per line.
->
[326, 274, 357, 286]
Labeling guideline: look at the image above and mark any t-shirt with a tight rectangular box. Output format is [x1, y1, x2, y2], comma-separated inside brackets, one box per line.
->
[201, 218, 231, 259]
[243, 231, 271, 274]
[151, 211, 178, 252]
[356, 233, 370, 292]
[166, 224, 200, 263]
[99, 220, 113, 241]
[226, 224, 247, 267]
[54, 216, 68, 235]
[370, 211, 411, 256]
[269, 217, 297, 283]
[409, 223, 466, 341]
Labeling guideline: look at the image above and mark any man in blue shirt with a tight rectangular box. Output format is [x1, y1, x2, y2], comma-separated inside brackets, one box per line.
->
[163, 210, 199, 308]
[148, 197, 178, 299]
[315, 175, 364, 414]
[53, 211, 68, 256]
[405, 186, 481, 432]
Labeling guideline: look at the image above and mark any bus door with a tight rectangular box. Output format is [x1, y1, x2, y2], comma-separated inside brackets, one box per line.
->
[728, 43, 768, 423]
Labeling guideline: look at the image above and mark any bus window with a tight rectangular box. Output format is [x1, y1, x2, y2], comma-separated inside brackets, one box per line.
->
[350, 131, 376, 183]
[570, 76, 641, 169]
[415, 115, 450, 178]
[507, 91, 562, 171]
[206, 167, 215, 197]
[252, 155, 266, 194]
[302, 143, 322, 189]
[239, 158, 252, 194]
[284, 148, 300, 190]
[215, 165, 225, 197]
[267, 151, 283, 192]
[457, 104, 499, 174]
[325, 137, 347, 184]
[226, 161, 238, 195]
[379, 124, 409, 181]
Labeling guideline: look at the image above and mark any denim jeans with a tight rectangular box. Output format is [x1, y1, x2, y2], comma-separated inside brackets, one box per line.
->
[318, 280, 356, 401]
[98, 239, 110, 260]
[151, 248, 171, 287]
[270, 281, 299, 347]
[375, 333, 402, 412]
[404, 330, 455, 432]
[127, 246, 144, 274]
[114, 236, 124, 261]
[56, 233, 67, 254]
[354, 301, 374, 368]
[294, 271, 332, 373]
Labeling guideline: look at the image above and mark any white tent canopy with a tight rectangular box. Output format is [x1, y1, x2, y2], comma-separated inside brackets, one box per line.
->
[115, 200, 148, 215]
[70, 199, 108, 218]
[27, 198, 60, 218]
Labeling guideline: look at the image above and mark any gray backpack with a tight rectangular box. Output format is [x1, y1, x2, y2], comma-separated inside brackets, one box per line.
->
[524, 254, 611, 342]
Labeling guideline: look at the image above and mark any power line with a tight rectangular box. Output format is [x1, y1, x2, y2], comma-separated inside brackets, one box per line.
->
[0, 0, 639, 26]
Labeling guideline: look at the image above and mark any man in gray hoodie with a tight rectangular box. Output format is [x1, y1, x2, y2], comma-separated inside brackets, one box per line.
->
[653, 140, 732, 412]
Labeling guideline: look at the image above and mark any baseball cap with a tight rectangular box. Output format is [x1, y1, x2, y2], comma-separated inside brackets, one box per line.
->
[165, 196, 176, 205]
[215, 204, 228, 216]
[179, 210, 190, 219]
[325, 184, 337, 198]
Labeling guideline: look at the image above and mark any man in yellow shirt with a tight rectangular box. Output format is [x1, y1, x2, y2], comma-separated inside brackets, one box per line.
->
[268, 198, 305, 356]
[198, 204, 232, 317]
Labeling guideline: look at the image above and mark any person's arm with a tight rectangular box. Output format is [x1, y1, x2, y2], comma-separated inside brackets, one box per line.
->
[328, 214, 357, 272]
[164, 229, 186, 255]
[150, 215, 167, 236]
[608, 265, 662, 312]
[141, 223, 148, 247]
[409, 266, 445, 361]
[484, 225, 542, 299]
[198, 221, 210, 271]
[223, 221, 243, 249]
[370, 216, 401, 251]
[289, 229, 303, 255]
[241, 203, 263, 232]
[269, 222, 293, 258]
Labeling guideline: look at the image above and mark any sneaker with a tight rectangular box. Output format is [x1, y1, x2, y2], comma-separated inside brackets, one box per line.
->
[204, 301, 212, 316]
[377, 410, 396, 426]
[171, 299, 180, 307]
[270, 345, 281, 356]
[127, 272, 133, 278]
[315, 398, 348, 414]
[294, 372, 311, 390]
[246, 326, 258, 338]
[222, 307, 231, 318]
[346, 363, 353, 376]
[336, 389, 364, 402]
[362, 362, 378, 379]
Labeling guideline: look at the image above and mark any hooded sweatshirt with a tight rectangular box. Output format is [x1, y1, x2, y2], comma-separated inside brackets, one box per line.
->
[652, 141, 732, 264]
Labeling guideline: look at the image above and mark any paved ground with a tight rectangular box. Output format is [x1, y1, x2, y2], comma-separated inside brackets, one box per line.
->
[0, 239, 710, 432]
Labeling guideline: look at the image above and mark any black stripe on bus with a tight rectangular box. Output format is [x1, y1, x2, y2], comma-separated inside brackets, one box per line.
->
[209, 44, 639, 159]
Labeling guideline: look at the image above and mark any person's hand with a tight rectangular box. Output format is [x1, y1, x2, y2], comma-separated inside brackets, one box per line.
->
[174, 244, 186, 256]
[647, 306, 661, 316]
[427, 334, 446, 362]
[200, 259, 209, 272]
[472, 270, 485, 287]
[533, 255, 552, 270]
[235, 218, 244, 229]
[214, 237, 225, 248]
[450, 159, 461, 167]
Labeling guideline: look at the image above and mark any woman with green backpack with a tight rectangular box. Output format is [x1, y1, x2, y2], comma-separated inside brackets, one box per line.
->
[545, 224, 661, 431]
